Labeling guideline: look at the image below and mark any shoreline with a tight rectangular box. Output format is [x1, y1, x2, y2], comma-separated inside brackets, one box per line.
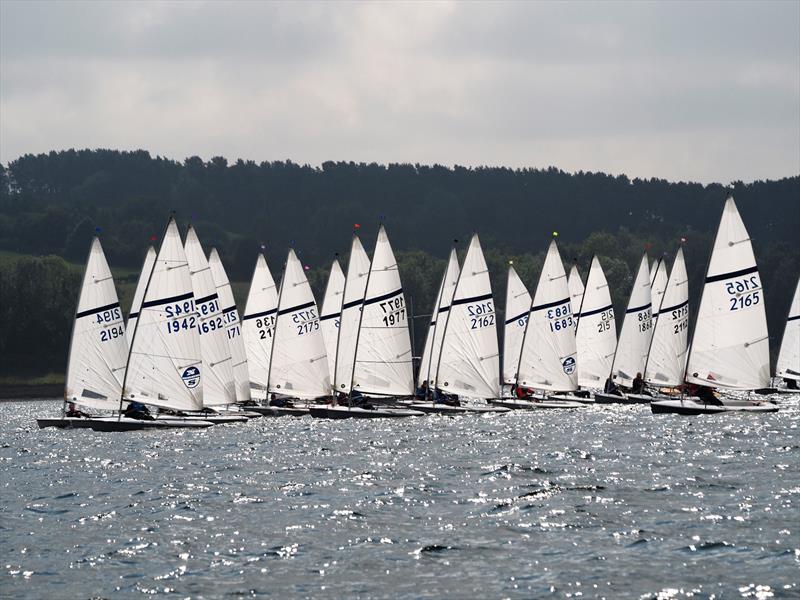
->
[0, 384, 62, 400]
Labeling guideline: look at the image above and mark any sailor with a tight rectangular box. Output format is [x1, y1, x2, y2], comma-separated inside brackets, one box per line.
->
[785, 378, 798, 390]
[695, 385, 723, 405]
[65, 402, 89, 418]
[415, 381, 429, 401]
[124, 401, 154, 420]
[631, 373, 647, 395]
[603, 377, 622, 396]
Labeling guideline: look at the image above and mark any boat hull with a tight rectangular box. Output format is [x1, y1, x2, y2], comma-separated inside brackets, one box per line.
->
[490, 398, 583, 410]
[651, 399, 779, 415]
[594, 392, 652, 405]
[547, 393, 595, 404]
[309, 405, 425, 419]
[37, 416, 213, 430]
[245, 405, 311, 417]
[406, 403, 509, 414]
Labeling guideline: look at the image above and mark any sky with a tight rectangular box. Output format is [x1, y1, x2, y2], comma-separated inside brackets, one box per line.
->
[1, 0, 798, 184]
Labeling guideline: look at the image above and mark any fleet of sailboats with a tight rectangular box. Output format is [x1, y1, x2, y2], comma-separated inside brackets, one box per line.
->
[38, 196, 794, 429]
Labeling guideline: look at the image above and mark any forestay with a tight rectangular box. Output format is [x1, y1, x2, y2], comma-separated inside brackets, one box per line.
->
[241, 254, 279, 400]
[610, 254, 652, 387]
[333, 235, 371, 393]
[776, 276, 800, 382]
[184, 226, 236, 407]
[502, 264, 531, 385]
[269, 248, 329, 398]
[650, 259, 669, 328]
[124, 218, 203, 411]
[127, 246, 156, 349]
[568, 264, 584, 332]
[517, 240, 578, 392]
[644, 247, 689, 387]
[575, 256, 617, 389]
[320, 259, 345, 385]
[208, 247, 250, 403]
[66, 237, 128, 411]
[686, 197, 770, 389]
[352, 226, 414, 396]
[418, 247, 460, 388]
[435, 234, 500, 399]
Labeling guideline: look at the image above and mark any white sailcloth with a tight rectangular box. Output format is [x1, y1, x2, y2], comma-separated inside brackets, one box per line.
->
[241, 254, 279, 400]
[269, 248, 329, 398]
[502, 264, 531, 384]
[127, 246, 156, 349]
[686, 197, 770, 389]
[184, 226, 236, 407]
[124, 218, 203, 411]
[208, 247, 250, 403]
[776, 276, 800, 382]
[575, 256, 617, 388]
[333, 235, 371, 392]
[320, 258, 345, 385]
[644, 248, 689, 387]
[65, 237, 128, 410]
[435, 234, 500, 398]
[610, 254, 653, 387]
[568, 264, 585, 331]
[650, 258, 669, 328]
[418, 247, 460, 388]
[351, 226, 413, 396]
[517, 240, 578, 391]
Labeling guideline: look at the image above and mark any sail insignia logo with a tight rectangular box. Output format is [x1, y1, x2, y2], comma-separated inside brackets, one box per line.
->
[181, 366, 201, 388]
[562, 357, 576, 375]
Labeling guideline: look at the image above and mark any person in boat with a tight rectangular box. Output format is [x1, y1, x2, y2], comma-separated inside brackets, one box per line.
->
[603, 377, 622, 396]
[515, 385, 533, 399]
[695, 384, 723, 405]
[124, 401, 154, 420]
[268, 393, 294, 408]
[433, 387, 461, 406]
[65, 402, 90, 418]
[785, 378, 798, 390]
[631, 373, 649, 395]
[415, 381, 430, 401]
[349, 389, 374, 409]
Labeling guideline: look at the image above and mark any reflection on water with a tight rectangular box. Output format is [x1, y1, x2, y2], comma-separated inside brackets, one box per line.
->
[1, 397, 799, 598]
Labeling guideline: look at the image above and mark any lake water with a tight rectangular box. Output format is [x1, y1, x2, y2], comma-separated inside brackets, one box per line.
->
[1, 397, 799, 599]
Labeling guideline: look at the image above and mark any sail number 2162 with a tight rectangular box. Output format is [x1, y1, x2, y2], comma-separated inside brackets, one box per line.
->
[468, 301, 494, 329]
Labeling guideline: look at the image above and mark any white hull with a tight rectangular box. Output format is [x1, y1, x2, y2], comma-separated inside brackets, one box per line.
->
[651, 398, 779, 415]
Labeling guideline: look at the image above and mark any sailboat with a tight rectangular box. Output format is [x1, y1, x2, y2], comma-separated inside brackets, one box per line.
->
[595, 254, 653, 404]
[650, 258, 669, 329]
[652, 197, 778, 414]
[320, 257, 345, 387]
[775, 276, 800, 392]
[127, 246, 155, 348]
[574, 256, 617, 392]
[568, 263, 584, 332]
[312, 226, 423, 418]
[242, 254, 279, 403]
[501, 262, 531, 391]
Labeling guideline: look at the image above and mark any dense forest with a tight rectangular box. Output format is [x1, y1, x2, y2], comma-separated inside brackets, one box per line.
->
[0, 149, 798, 381]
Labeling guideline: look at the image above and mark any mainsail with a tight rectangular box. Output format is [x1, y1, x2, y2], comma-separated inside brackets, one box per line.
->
[123, 218, 203, 411]
[208, 247, 250, 403]
[241, 254, 279, 400]
[351, 225, 414, 396]
[127, 246, 156, 348]
[644, 247, 689, 387]
[184, 226, 236, 407]
[575, 256, 617, 389]
[776, 276, 800, 383]
[686, 197, 770, 389]
[418, 247, 460, 388]
[516, 239, 578, 392]
[435, 234, 500, 399]
[65, 237, 128, 410]
[568, 264, 584, 331]
[502, 264, 531, 385]
[269, 248, 329, 398]
[320, 258, 345, 385]
[610, 254, 652, 387]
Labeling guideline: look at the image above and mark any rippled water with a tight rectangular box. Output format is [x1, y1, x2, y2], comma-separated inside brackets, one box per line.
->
[1, 398, 799, 599]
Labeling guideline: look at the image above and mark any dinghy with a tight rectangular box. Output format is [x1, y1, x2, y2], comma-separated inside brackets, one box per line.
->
[652, 197, 778, 415]
[242, 253, 279, 403]
[501, 263, 531, 391]
[126, 246, 156, 348]
[574, 256, 617, 393]
[595, 254, 653, 404]
[774, 275, 799, 393]
[320, 257, 345, 386]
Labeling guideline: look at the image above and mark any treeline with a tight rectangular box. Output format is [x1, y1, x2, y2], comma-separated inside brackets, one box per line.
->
[0, 149, 798, 379]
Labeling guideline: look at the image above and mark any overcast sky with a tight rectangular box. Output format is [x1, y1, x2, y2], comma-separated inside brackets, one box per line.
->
[1, 1, 798, 183]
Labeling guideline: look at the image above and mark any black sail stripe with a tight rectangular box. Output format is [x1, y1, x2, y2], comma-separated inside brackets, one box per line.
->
[451, 293, 493, 307]
[277, 300, 316, 316]
[504, 311, 529, 325]
[141, 292, 193, 309]
[128, 311, 139, 319]
[194, 292, 219, 305]
[242, 308, 277, 321]
[363, 288, 403, 307]
[530, 296, 570, 313]
[626, 302, 651, 314]
[320, 312, 341, 322]
[76, 301, 121, 319]
[580, 303, 614, 318]
[222, 305, 237, 314]
[659, 299, 689, 314]
[342, 298, 363, 310]
[788, 315, 800, 322]
[705, 265, 758, 284]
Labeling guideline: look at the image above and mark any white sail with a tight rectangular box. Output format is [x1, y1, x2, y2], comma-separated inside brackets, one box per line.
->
[435, 234, 500, 399]
[686, 197, 770, 389]
[517, 240, 578, 392]
[269, 248, 329, 398]
[644, 247, 689, 387]
[333, 235, 371, 393]
[241, 254, 278, 400]
[351, 226, 414, 396]
[65, 237, 128, 410]
[776, 276, 800, 382]
[320, 258, 345, 385]
[208, 247, 250, 403]
[575, 256, 617, 388]
[610, 254, 653, 387]
[502, 264, 531, 384]
[124, 218, 203, 411]
[650, 258, 669, 328]
[127, 246, 156, 348]
[184, 226, 236, 407]
[568, 264, 585, 332]
[418, 247, 460, 388]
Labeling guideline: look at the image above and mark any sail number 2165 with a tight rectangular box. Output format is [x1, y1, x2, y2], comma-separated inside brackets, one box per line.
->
[726, 276, 760, 311]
